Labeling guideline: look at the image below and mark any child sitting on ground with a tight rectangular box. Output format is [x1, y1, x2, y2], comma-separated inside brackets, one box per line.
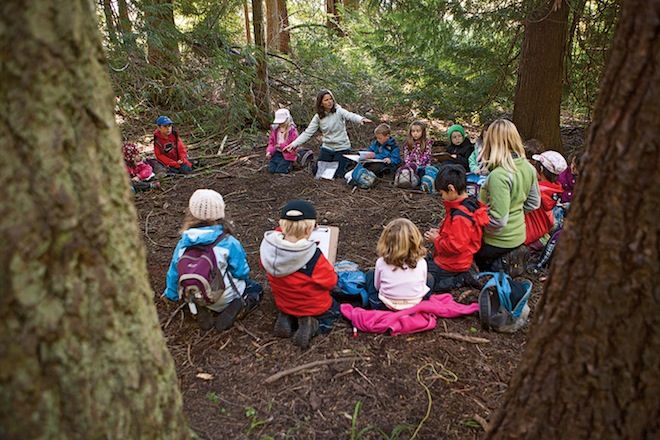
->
[395, 121, 433, 188]
[365, 218, 432, 310]
[164, 189, 262, 331]
[424, 165, 489, 292]
[260, 200, 339, 349]
[558, 153, 579, 205]
[122, 143, 160, 192]
[524, 150, 568, 248]
[266, 108, 299, 174]
[468, 122, 491, 175]
[364, 123, 401, 177]
[444, 124, 474, 172]
[153, 115, 193, 174]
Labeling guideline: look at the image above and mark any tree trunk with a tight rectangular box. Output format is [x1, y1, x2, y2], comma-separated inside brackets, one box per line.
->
[344, 0, 358, 12]
[277, 0, 290, 54]
[486, 0, 659, 438]
[265, 0, 279, 49]
[0, 1, 191, 438]
[145, 0, 180, 68]
[102, 0, 119, 47]
[325, 0, 344, 35]
[251, 0, 271, 128]
[513, 0, 569, 152]
[243, 0, 252, 44]
[117, 0, 137, 52]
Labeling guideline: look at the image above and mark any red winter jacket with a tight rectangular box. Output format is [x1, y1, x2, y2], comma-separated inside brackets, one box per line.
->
[524, 180, 562, 245]
[260, 231, 337, 317]
[433, 196, 489, 272]
[153, 129, 192, 168]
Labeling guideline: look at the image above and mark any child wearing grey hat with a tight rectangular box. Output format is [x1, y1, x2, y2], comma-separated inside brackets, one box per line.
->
[164, 189, 262, 331]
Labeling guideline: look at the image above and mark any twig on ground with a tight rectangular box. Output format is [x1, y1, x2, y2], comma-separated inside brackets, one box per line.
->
[473, 414, 489, 431]
[145, 210, 171, 248]
[439, 332, 490, 344]
[163, 302, 188, 329]
[265, 357, 367, 384]
[216, 135, 228, 155]
[235, 323, 261, 341]
[186, 343, 194, 367]
[410, 364, 434, 440]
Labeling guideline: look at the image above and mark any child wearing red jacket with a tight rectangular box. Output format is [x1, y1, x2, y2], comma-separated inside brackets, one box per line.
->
[153, 116, 193, 174]
[424, 165, 489, 292]
[525, 150, 568, 248]
[260, 200, 339, 349]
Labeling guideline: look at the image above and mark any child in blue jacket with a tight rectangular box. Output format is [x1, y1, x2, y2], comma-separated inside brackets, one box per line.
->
[365, 123, 401, 177]
[164, 189, 262, 331]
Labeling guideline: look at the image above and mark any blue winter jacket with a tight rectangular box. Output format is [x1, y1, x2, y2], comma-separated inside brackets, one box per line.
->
[164, 225, 250, 311]
[368, 136, 401, 165]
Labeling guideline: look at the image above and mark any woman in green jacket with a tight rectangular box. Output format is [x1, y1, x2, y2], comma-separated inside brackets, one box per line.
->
[475, 119, 540, 273]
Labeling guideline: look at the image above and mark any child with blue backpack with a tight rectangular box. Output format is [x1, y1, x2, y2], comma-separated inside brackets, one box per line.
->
[164, 189, 262, 331]
[364, 123, 401, 177]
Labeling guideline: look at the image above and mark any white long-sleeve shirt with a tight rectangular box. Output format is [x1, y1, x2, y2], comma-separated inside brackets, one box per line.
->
[288, 105, 364, 152]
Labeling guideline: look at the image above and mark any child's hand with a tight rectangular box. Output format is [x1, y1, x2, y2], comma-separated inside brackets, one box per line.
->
[424, 228, 439, 242]
[266, 152, 271, 159]
[177, 159, 184, 165]
[361, 118, 373, 125]
[451, 154, 457, 158]
[383, 158, 391, 164]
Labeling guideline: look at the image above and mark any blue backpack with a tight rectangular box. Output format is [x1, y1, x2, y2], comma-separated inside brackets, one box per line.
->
[333, 260, 369, 306]
[478, 272, 532, 333]
[349, 164, 377, 189]
[420, 165, 439, 193]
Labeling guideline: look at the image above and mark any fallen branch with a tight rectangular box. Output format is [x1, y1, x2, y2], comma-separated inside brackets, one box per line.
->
[162, 301, 188, 329]
[439, 332, 490, 344]
[216, 135, 228, 155]
[265, 357, 366, 384]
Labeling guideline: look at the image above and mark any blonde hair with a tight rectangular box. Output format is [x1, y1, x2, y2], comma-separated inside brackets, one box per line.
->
[376, 218, 427, 269]
[479, 119, 526, 173]
[374, 123, 391, 136]
[279, 219, 316, 240]
[180, 209, 233, 234]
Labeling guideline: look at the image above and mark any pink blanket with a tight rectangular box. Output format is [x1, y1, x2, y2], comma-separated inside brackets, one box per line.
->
[341, 294, 479, 336]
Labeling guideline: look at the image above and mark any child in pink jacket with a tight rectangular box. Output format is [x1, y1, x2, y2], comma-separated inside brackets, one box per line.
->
[266, 109, 299, 174]
[123, 143, 159, 192]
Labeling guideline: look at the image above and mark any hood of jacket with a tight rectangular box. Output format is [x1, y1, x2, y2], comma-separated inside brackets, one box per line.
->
[179, 224, 225, 247]
[445, 196, 490, 227]
[260, 231, 318, 277]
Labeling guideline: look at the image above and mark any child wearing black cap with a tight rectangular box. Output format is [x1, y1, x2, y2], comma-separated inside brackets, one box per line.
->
[259, 200, 339, 349]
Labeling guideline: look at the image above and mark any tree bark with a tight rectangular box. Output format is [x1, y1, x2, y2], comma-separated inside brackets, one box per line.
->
[266, 0, 279, 49]
[486, 0, 659, 438]
[0, 1, 191, 438]
[144, 0, 180, 68]
[251, 0, 271, 128]
[117, 0, 137, 52]
[325, 0, 344, 35]
[513, 0, 569, 152]
[102, 0, 119, 47]
[243, 0, 252, 44]
[277, 0, 290, 54]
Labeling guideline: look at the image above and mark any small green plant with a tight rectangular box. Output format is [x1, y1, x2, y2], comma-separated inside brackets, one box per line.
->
[469, 326, 479, 334]
[349, 401, 411, 440]
[245, 406, 270, 436]
[463, 419, 483, 429]
[206, 391, 220, 405]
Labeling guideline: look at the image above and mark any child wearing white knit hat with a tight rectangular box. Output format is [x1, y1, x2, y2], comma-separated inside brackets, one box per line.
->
[164, 189, 262, 331]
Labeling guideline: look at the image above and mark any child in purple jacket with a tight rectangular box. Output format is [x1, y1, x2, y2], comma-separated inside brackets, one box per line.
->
[266, 109, 299, 174]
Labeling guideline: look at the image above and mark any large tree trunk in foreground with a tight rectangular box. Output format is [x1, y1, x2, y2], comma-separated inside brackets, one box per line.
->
[487, 0, 659, 438]
[251, 0, 272, 128]
[145, 0, 180, 68]
[513, 0, 569, 152]
[0, 1, 191, 438]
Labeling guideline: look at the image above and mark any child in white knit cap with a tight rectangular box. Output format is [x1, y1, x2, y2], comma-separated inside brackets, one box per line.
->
[164, 189, 262, 331]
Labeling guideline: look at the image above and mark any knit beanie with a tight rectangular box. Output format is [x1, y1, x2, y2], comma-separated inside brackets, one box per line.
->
[447, 124, 466, 142]
[189, 189, 225, 221]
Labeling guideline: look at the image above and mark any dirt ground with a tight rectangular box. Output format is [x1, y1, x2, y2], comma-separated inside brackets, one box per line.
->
[133, 122, 584, 440]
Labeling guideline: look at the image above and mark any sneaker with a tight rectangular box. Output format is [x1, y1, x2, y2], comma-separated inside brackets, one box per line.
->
[292, 316, 319, 349]
[273, 312, 295, 338]
[214, 299, 243, 331]
[504, 246, 530, 278]
[197, 306, 215, 331]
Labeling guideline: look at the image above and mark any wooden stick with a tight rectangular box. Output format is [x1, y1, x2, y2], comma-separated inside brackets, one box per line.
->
[216, 135, 228, 155]
[265, 357, 366, 384]
[438, 332, 490, 344]
[162, 302, 188, 329]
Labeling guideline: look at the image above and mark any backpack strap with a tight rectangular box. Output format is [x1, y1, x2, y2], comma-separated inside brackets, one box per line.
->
[450, 208, 475, 224]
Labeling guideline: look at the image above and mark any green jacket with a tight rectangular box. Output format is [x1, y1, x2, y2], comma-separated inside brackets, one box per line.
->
[479, 157, 540, 248]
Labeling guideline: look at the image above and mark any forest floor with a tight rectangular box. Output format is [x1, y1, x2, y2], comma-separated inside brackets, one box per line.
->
[131, 120, 585, 440]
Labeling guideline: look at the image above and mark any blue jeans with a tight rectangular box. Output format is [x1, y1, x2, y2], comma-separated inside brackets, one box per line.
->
[168, 164, 193, 174]
[268, 151, 293, 174]
[315, 299, 341, 334]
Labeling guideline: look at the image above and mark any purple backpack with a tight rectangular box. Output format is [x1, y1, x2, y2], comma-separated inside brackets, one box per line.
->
[176, 233, 228, 306]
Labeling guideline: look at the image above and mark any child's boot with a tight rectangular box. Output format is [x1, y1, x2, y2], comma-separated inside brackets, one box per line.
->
[197, 307, 215, 331]
[215, 299, 243, 331]
[292, 316, 319, 349]
[273, 312, 296, 338]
